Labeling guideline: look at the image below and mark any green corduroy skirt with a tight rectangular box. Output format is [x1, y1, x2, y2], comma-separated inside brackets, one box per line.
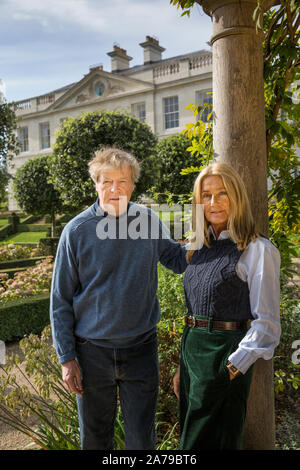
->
[179, 320, 253, 450]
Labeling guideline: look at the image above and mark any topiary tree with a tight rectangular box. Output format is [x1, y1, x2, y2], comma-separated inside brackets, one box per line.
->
[0, 95, 20, 201]
[151, 133, 203, 203]
[13, 154, 65, 237]
[49, 110, 158, 207]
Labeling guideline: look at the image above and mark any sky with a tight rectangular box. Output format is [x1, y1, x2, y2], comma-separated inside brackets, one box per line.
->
[0, 0, 212, 103]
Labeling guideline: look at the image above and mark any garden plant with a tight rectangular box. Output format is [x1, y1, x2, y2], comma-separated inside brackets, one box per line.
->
[0, 262, 299, 449]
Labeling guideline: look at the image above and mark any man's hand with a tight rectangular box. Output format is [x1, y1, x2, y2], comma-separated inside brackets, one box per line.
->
[62, 359, 83, 396]
[173, 367, 180, 400]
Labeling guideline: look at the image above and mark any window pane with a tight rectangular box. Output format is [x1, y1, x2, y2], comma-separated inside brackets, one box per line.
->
[18, 127, 29, 152]
[131, 102, 146, 123]
[195, 91, 212, 123]
[137, 103, 146, 122]
[164, 96, 179, 129]
[40, 123, 50, 149]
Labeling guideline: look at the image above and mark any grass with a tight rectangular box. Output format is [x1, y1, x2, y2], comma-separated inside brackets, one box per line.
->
[0, 232, 48, 244]
[0, 218, 34, 226]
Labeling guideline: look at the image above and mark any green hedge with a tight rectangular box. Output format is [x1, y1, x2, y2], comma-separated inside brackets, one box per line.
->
[0, 256, 47, 270]
[0, 224, 13, 240]
[19, 215, 41, 224]
[0, 267, 28, 278]
[2, 242, 38, 248]
[16, 224, 50, 232]
[56, 213, 79, 223]
[0, 294, 50, 342]
[39, 237, 60, 256]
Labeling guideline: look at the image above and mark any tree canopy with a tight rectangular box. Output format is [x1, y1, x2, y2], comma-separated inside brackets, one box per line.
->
[13, 154, 64, 236]
[0, 95, 20, 202]
[170, 1, 300, 157]
[150, 133, 203, 203]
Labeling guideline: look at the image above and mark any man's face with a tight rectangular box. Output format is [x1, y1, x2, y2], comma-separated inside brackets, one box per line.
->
[96, 165, 134, 217]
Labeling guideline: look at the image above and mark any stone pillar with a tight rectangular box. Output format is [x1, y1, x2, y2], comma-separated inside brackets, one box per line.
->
[200, 0, 275, 449]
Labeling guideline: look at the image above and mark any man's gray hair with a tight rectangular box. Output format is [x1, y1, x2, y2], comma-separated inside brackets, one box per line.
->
[88, 147, 141, 183]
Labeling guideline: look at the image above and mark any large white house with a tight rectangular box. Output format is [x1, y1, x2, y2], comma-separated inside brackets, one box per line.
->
[9, 36, 212, 210]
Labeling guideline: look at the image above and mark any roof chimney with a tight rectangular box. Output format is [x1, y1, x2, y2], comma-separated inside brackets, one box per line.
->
[139, 36, 165, 64]
[107, 44, 132, 72]
[89, 63, 103, 73]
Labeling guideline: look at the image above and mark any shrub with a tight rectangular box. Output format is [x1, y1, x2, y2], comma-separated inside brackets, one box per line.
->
[150, 133, 201, 204]
[156, 264, 186, 446]
[0, 244, 33, 262]
[13, 154, 66, 237]
[0, 326, 80, 449]
[0, 294, 50, 341]
[38, 238, 60, 257]
[274, 282, 300, 395]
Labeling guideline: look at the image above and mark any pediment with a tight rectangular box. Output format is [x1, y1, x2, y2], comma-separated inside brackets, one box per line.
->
[50, 70, 153, 110]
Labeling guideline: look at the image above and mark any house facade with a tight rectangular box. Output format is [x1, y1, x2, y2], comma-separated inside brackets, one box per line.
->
[9, 36, 212, 210]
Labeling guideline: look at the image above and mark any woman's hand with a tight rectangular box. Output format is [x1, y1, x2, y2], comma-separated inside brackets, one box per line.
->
[173, 367, 180, 399]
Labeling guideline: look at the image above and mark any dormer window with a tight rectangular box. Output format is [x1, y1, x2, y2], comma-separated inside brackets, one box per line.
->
[94, 82, 105, 97]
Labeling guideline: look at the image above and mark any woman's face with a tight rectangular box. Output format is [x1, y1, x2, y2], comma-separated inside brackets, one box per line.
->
[201, 175, 230, 235]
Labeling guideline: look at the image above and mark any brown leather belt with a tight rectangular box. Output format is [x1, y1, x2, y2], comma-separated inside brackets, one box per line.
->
[185, 315, 246, 331]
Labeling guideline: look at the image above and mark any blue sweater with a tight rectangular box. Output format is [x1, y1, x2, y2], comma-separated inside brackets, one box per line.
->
[50, 200, 187, 364]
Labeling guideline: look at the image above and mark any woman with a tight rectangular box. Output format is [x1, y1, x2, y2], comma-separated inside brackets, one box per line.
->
[173, 162, 281, 450]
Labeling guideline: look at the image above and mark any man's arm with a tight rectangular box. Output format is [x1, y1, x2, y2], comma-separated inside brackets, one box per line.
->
[50, 227, 80, 365]
[156, 215, 188, 274]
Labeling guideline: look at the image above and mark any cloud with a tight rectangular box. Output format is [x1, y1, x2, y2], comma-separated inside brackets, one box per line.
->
[1, 0, 212, 102]
[7, 0, 210, 40]
[8, 0, 108, 32]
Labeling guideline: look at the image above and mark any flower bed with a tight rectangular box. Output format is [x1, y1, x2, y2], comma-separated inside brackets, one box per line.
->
[0, 244, 41, 262]
[0, 256, 53, 302]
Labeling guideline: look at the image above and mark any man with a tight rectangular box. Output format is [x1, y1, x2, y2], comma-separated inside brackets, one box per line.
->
[50, 147, 187, 450]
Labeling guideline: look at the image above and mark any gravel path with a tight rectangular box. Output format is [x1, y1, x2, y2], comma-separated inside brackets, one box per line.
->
[0, 341, 39, 450]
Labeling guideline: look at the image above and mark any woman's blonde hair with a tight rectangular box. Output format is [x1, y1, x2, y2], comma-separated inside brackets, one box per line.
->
[187, 162, 258, 262]
[88, 147, 140, 183]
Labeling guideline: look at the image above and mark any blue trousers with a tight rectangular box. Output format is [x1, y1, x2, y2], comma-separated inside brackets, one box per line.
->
[75, 334, 159, 450]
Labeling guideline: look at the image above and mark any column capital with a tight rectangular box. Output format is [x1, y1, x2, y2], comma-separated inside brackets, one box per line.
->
[199, 0, 280, 16]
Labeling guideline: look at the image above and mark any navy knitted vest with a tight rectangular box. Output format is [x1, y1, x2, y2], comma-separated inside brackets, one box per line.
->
[183, 236, 253, 321]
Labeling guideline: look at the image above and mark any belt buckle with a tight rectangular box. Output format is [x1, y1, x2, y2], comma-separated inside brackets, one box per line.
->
[188, 315, 196, 328]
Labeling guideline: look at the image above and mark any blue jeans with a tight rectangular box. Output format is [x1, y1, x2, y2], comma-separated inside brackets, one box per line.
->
[75, 334, 159, 450]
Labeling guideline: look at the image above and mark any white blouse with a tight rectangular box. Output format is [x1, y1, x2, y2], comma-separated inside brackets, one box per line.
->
[209, 227, 281, 374]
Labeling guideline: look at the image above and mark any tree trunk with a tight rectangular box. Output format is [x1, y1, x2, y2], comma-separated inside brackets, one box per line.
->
[200, 0, 275, 449]
[51, 211, 56, 238]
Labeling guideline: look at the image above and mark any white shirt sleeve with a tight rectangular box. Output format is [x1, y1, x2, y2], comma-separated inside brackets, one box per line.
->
[228, 236, 281, 374]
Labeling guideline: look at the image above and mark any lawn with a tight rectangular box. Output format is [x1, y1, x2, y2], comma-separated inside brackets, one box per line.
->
[0, 218, 30, 226]
[0, 232, 48, 244]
